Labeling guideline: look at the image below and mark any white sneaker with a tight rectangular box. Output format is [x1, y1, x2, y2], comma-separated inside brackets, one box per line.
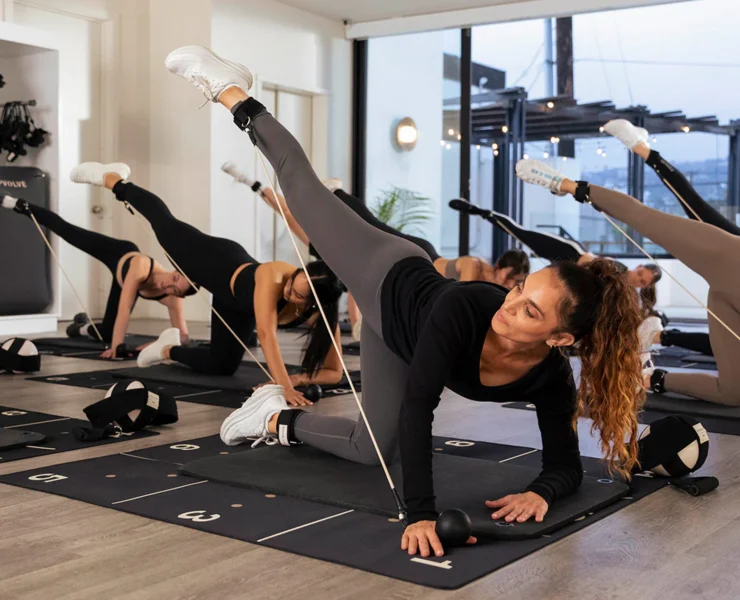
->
[322, 178, 343, 193]
[71, 162, 131, 186]
[638, 316, 664, 354]
[222, 161, 256, 187]
[137, 327, 181, 368]
[515, 160, 567, 196]
[603, 119, 649, 151]
[165, 45, 253, 103]
[220, 384, 288, 446]
[1, 195, 17, 210]
[351, 316, 362, 342]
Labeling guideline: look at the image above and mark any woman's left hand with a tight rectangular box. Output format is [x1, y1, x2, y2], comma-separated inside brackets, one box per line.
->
[485, 491, 548, 523]
[100, 348, 116, 359]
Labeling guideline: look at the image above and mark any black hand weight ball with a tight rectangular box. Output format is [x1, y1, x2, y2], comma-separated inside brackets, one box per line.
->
[304, 384, 323, 402]
[435, 508, 472, 547]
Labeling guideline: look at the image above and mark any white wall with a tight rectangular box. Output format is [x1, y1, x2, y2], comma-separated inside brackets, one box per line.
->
[365, 31, 445, 252]
[209, 0, 352, 260]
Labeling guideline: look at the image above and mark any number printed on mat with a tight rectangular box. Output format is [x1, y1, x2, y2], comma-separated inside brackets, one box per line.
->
[170, 444, 201, 451]
[28, 473, 68, 483]
[178, 510, 221, 523]
[444, 440, 475, 448]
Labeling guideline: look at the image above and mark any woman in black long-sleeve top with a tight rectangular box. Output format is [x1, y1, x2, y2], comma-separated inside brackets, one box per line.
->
[168, 46, 646, 558]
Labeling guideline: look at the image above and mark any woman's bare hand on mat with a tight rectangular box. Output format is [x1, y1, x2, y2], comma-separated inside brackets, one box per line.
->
[486, 491, 548, 523]
[402, 521, 445, 557]
[100, 348, 116, 359]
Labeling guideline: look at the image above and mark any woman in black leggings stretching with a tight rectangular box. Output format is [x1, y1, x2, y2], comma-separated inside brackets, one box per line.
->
[222, 164, 530, 289]
[167, 46, 646, 556]
[71, 162, 344, 407]
[2, 190, 191, 358]
[605, 118, 729, 357]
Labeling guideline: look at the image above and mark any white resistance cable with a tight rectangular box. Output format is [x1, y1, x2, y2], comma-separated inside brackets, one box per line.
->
[253, 150, 407, 523]
[28, 211, 106, 346]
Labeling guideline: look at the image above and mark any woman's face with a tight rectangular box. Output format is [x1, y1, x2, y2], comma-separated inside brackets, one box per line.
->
[627, 266, 655, 288]
[158, 271, 192, 297]
[283, 272, 311, 306]
[491, 268, 574, 347]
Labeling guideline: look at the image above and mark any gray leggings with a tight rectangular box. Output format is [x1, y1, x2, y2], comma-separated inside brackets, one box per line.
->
[589, 185, 740, 405]
[249, 109, 428, 463]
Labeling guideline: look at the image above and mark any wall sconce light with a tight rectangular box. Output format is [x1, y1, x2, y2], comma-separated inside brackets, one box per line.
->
[395, 117, 418, 152]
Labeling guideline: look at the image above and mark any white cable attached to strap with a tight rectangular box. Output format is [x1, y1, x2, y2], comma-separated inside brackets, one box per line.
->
[28, 211, 105, 345]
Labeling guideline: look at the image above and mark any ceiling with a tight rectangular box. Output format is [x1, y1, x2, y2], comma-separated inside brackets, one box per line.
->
[274, 0, 529, 24]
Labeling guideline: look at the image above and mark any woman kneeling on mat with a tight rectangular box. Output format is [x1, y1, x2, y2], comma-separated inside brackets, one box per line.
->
[71, 163, 344, 407]
[1, 191, 192, 358]
[166, 46, 646, 556]
[517, 156, 740, 406]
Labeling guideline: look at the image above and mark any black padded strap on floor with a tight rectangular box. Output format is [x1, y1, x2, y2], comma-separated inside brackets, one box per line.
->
[0, 427, 46, 451]
[180, 446, 628, 540]
[0, 338, 40, 373]
[83, 386, 178, 432]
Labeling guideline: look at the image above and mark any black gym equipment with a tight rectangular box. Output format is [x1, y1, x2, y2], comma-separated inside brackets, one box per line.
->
[0, 337, 40, 373]
[303, 384, 322, 403]
[342, 341, 361, 355]
[0, 404, 158, 464]
[435, 508, 473, 547]
[0, 434, 668, 590]
[0, 427, 46, 451]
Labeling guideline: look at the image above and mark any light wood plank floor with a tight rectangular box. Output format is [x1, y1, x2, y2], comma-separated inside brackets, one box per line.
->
[1, 319, 738, 600]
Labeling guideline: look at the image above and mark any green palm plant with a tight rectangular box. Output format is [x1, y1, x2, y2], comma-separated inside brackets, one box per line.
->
[370, 186, 432, 236]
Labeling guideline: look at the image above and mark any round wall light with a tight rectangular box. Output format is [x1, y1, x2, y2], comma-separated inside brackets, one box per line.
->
[395, 117, 418, 152]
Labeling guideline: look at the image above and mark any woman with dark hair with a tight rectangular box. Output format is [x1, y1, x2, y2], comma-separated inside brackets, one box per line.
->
[221, 163, 530, 289]
[71, 162, 344, 407]
[167, 45, 646, 556]
[2, 189, 192, 358]
[517, 157, 740, 406]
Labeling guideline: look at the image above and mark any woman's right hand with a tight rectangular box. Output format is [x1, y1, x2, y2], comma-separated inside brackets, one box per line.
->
[284, 386, 313, 407]
[401, 521, 445, 557]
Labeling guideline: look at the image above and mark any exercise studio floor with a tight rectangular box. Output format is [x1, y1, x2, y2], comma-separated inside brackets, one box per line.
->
[2, 320, 739, 600]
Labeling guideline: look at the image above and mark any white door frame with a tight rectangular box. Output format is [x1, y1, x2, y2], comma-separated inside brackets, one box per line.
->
[251, 76, 329, 262]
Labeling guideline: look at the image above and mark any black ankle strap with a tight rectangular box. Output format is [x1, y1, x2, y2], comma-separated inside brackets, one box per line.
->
[14, 199, 31, 216]
[574, 181, 590, 204]
[650, 369, 668, 394]
[232, 98, 267, 146]
[276, 409, 304, 446]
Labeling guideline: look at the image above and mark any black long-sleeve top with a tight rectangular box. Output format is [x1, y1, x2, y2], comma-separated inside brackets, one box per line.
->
[381, 257, 583, 523]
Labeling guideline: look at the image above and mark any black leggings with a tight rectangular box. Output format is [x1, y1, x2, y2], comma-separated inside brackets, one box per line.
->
[333, 189, 441, 262]
[28, 204, 138, 343]
[113, 182, 257, 375]
[661, 329, 714, 357]
[488, 211, 586, 261]
[647, 150, 740, 235]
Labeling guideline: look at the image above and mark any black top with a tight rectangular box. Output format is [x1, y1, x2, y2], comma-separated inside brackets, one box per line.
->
[381, 257, 583, 523]
[121, 256, 167, 301]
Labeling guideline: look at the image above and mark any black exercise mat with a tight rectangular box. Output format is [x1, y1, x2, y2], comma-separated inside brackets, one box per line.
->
[342, 341, 360, 356]
[0, 405, 158, 463]
[502, 399, 740, 436]
[26, 370, 250, 409]
[651, 347, 716, 371]
[181, 446, 628, 540]
[110, 362, 362, 395]
[33, 334, 157, 361]
[0, 435, 668, 590]
[645, 392, 740, 420]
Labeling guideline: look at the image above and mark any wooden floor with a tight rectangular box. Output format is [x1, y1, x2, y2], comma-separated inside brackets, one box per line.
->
[1, 319, 739, 599]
